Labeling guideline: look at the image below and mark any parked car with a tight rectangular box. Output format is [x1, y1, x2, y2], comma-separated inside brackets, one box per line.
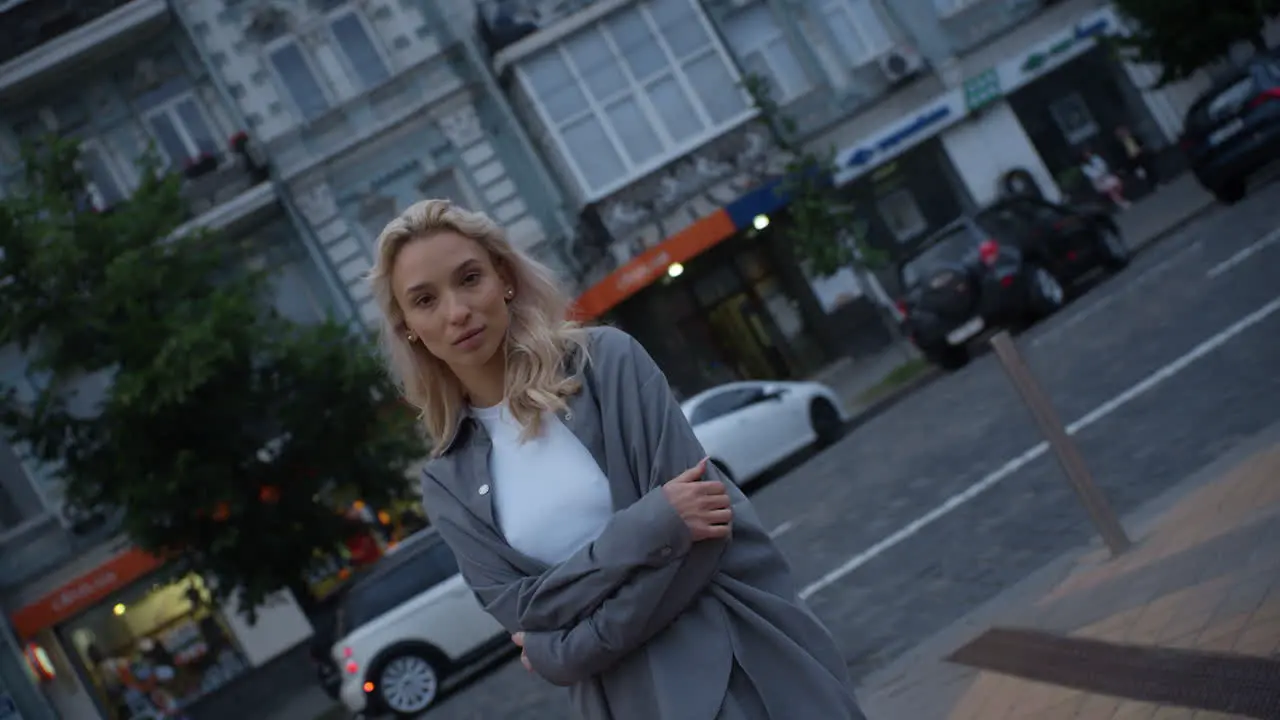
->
[682, 380, 849, 484]
[1181, 55, 1280, 204]
[331, 530, 508, 717]
[897, 197, 1128, 370]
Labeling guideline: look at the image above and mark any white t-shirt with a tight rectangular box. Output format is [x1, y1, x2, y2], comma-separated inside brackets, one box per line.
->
[472, 404, 615, 566]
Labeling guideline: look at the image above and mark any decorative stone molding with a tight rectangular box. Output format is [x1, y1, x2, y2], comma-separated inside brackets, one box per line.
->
[436, 105, 483, 149]
[595, 124, 787, 254]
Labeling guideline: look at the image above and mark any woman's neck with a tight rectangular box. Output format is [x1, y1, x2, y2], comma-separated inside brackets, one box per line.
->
[456, 354, 506, 409]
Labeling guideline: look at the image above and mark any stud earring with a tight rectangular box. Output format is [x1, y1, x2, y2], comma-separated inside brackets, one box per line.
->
[406, 333, 417, 344]
[505, 288, 514, 301]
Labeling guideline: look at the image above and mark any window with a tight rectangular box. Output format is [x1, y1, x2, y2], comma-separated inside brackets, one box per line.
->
[77, 142, 127, 209]
[1048, 92, 1099, 145]
[62, 573, 249, 719]
[517, 0, 752, 198]
[328, 10, 390, 89]
[721, 4, 811, 103]
[267, 41, 332, 122]
[339, 541, 460, 634]
[817, 0, 892, 66]
[687, 388, 758, 426]
[143, 93, 220, 169]
[900, 225, 982, 287]
[877, 187, 927, 242]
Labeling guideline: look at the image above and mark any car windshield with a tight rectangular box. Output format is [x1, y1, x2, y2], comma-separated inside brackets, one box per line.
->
[900, 226, 979, 287]
[337, 541, 460, 637]
[1190, 75, 1257, 128]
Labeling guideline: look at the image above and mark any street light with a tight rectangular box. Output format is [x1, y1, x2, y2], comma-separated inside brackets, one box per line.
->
[752, 214, 770, 230]
[667, 262, 684, 278]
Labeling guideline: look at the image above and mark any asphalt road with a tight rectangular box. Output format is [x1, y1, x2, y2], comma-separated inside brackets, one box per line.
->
[418, 188, 1280, 719]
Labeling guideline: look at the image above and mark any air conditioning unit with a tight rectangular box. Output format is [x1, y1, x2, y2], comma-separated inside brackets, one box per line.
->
[878, 46, 924, 84]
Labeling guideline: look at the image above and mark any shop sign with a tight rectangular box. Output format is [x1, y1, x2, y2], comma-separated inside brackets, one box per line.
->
[10, 549, 162, 638]
[964, 68, 1002, 112]
[1018, 14, 1114, 80]
[833, 90, 966, 186]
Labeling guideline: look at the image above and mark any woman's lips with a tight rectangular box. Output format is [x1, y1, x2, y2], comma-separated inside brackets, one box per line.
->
[453, 327, 485, 348]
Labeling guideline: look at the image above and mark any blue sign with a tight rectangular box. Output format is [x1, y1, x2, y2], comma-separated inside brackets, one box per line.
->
[0, 693, 20, 720]
[840, 102, 955, 170]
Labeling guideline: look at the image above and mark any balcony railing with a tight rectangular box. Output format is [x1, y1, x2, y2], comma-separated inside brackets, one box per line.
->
[476, 0, 603, 57]
[0, 0, 169, 96]
[0, 0, 143, 66]
[180, 151, 271, 220]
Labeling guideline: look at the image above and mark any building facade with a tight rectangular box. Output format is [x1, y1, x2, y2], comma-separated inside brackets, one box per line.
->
[468, 0, 1216, 398]
[0, 0, 572, 718]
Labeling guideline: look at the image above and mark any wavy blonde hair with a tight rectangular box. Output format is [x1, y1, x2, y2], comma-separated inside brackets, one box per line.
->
[367, 199, 588, 453]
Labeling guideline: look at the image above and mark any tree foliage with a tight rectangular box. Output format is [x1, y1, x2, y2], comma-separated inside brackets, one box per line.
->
[0, 137, 424, 613]
[1112, 0, 1279, 86]
[742, 75, 889, 276]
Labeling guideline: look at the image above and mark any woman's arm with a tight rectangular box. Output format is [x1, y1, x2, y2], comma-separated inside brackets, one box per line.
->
[518, 330, 731, 685]
[424, 471, 692, 634]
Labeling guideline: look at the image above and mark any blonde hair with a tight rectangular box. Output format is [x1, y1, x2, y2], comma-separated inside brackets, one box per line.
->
[367, 199, 588, 453]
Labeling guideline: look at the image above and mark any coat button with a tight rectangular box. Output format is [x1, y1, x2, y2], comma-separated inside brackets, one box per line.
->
[564, 410, 574, 421]
[478, 484, 490, 496]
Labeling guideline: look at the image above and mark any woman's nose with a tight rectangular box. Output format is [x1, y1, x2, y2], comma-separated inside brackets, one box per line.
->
[443, 293, 471, 323]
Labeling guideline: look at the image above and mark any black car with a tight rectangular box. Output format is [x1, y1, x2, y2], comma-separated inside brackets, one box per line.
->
[897, 197, 1128, 369]
[1181, 56, 1280, 204]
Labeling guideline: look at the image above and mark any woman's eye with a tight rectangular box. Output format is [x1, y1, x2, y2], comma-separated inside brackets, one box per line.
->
[414, 295, 435, 307]
[462, 272, 481, 286]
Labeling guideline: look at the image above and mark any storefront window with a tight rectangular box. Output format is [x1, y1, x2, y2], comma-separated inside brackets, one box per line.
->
[60, 574, 248, 720]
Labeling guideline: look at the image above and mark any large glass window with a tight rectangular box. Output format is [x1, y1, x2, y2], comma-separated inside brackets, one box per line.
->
[329, 10, 390, 89]
[61, 574, 248, 720]
[143, 94, 220, 170]
[816, 0, 892, 66]
[517, 0, 752, 198]
[721, 4, 811, 104]
[267, 41, 332, 122]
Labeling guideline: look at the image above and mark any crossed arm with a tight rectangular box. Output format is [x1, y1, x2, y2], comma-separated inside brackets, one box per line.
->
[423, 332, 729, 686]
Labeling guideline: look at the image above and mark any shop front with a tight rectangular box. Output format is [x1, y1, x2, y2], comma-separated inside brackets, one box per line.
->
[7, 547, 312, 720]
[576, 177, 886, 399]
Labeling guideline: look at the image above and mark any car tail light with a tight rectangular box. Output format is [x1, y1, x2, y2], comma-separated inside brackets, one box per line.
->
[999, 276, 1014, 287]
[1248, 87, 1280, 109]
[345, 660, 359, 674]
[896, 299, 910, 317]
[363, 681, 375, 693]
[978, 240, 1000, 266]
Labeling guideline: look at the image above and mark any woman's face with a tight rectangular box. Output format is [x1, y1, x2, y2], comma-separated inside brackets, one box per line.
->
[391, 230, 512, 372]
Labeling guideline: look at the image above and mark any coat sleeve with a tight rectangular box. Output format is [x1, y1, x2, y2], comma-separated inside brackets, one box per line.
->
[423, 471, 691, 634]
[520, 331, 730, 686]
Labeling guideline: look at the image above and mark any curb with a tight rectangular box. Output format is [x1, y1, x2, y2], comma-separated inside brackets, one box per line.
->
[843, 365, 944, 432]
[1129, 198, 1218, 256]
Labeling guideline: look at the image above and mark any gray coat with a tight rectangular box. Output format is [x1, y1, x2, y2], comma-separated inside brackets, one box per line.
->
[421, 326, 866, 720]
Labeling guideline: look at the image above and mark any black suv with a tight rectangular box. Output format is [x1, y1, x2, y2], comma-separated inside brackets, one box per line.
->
[1182, 56, 1280, 204]
[897, 197, 1128, 369]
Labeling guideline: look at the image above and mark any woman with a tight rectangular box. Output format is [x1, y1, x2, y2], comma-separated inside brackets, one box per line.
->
[367, 199, 866, 719]
[1080, 147, 1131, 210]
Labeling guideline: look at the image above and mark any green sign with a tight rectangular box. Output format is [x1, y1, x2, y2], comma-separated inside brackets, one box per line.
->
[963, 68, 1002, 112]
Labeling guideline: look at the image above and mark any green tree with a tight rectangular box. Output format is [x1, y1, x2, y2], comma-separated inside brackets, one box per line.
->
[0, 137, 424, 614]
[1112, 0, 1279, 86]
[742, 75, 909, 355]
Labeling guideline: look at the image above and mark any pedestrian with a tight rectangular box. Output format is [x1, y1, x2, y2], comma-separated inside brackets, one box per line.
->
[1114, 125, 1156, 185]
[366, 198, 867, 720]
[1080, 146, 1131, 210]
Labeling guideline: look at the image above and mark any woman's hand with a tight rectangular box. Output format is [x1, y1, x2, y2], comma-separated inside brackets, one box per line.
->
[661, 458, 732, 541]
[512, 632, 533, 673]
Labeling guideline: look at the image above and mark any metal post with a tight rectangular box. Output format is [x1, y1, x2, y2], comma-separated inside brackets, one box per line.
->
[989, 331, 1132, 556]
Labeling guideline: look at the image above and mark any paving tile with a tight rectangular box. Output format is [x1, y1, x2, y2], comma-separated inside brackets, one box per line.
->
[1231, 615, 1280, 656]
[1149, 707, 1198, 719]
[1109, 700, 1160, 719]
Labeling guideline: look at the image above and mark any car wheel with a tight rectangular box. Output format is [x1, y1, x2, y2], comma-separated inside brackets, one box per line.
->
[809, 398, 842, 446]
[926, 345, 969, 371]
[1097, 226, 1130, 271]
[1213, 180, 1246, 205]
[375, 648, 445, 717]
[1027, 265, 1066, 318]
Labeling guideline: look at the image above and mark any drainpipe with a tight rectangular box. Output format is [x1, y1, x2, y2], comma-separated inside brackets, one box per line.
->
[166, 0, 361, 329]
[442, 7, 582, 278]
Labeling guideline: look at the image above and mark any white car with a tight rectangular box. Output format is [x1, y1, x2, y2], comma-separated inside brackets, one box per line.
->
[331, 532, 507, 717]
[681, 380, 849, 485]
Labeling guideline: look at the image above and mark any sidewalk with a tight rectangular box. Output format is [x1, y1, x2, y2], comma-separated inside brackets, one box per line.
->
[1117, 174, 1215, 254]
[860, 420, 1280, 720]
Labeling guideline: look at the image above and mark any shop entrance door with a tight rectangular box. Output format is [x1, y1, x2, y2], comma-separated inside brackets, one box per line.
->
[706, 293, 790, 381]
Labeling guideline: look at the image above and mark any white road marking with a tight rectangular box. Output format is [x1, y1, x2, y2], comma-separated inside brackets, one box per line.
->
[768, 520, 795, 539]
[1207, 227, 1280, 278]
[799, 293, 1280, 601]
